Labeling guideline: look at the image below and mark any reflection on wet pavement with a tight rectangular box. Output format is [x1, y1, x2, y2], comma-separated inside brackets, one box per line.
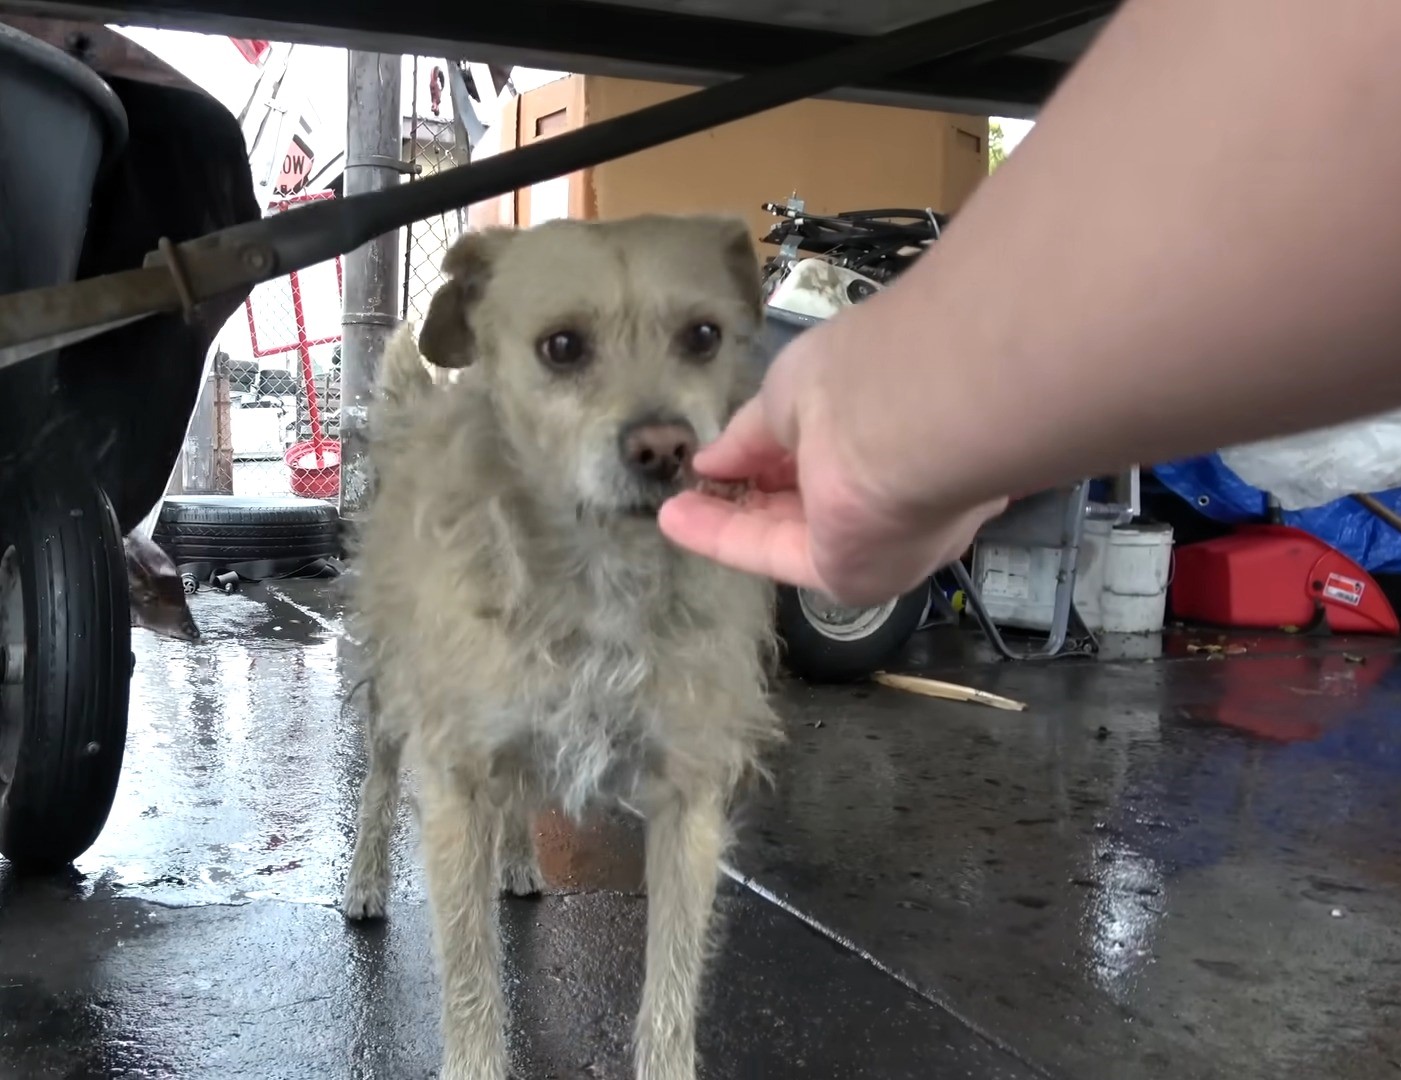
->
[87, 587, 372, 911]
[1, 580, 1399, 1078]
[736, 628, 1401, 1080]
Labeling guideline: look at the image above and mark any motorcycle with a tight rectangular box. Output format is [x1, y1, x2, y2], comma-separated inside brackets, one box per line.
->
[754, 196, 949, 683]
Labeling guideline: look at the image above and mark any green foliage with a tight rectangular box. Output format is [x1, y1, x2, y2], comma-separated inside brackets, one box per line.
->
[989, 120, 1006, 173]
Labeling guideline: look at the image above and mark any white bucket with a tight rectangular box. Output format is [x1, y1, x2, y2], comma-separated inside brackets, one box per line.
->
[1073, 517, 1112, 632]
[1100, 523, 1174, 634]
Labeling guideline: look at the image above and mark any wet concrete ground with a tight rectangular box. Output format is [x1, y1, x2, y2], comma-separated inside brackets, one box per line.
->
[2, 579, 1400, 1078]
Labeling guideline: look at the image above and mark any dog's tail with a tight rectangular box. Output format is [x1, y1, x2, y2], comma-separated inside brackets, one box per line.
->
[377, 323, 434, 408]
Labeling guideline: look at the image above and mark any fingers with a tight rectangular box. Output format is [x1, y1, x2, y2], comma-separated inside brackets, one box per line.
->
[658, 491, 822, 590]
[691, 398, 789, 480]
[751, 453, 799, 494]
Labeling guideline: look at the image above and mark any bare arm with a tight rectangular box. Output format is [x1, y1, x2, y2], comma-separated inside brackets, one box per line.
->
[662, 0, 1401, 602]
[851, 0, 1401, 513]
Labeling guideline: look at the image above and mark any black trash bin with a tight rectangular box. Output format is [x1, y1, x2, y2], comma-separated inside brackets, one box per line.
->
[0, 22, 127, 305]
[0, 26, 135, 871]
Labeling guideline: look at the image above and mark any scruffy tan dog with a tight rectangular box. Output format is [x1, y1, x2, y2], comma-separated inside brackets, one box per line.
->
[342, 215, 780, 1080]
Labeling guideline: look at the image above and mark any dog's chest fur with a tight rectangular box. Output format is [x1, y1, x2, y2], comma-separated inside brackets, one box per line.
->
[486, 522, 767, 814]
[362, 488, 776, 818]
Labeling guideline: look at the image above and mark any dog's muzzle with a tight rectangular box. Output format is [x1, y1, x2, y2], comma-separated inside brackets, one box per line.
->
[576, 415, 702, 519]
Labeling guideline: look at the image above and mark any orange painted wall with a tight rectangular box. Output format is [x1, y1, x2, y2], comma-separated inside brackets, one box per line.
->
[470, 75, 988, 243]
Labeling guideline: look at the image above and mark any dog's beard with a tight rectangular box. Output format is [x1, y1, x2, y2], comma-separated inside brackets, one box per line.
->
[563, 454, 679, 521]
[623, 480, 680, 517]
[575, 486, 675, 522]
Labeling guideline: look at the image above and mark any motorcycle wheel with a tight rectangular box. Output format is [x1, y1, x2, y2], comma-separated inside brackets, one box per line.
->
[777, 582, 928, 684]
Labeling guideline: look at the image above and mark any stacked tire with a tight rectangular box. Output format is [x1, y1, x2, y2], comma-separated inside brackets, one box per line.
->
[153, 496, 340, 570]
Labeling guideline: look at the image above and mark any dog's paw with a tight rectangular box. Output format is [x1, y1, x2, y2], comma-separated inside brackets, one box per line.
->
[499, 860, 547, 898]
[341, 877, 390, 921]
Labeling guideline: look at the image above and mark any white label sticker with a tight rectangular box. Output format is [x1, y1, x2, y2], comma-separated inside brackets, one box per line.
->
[1322, 572, 1365, 607]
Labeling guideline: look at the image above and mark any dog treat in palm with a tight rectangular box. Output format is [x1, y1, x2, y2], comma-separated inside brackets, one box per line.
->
[683, 463, 753, 503]
[694, 476, 753, 502]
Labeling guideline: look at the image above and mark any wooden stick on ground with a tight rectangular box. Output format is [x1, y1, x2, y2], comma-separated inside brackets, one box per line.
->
[1352, 492, 1401, 534]
[872, 671, 1028, 712]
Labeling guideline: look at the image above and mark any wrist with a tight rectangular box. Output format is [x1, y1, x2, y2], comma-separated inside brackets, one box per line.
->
[816, 266, 980, 524]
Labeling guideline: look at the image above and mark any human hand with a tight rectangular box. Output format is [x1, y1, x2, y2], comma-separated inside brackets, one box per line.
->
[659, 317, 1007, 606]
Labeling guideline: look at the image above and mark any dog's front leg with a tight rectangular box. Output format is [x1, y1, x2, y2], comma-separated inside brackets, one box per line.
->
[342, 690, 404, 920]
[498, 799, 546, 897]
[635, 788, 727, 1080]
[420, 766, 509, 1080]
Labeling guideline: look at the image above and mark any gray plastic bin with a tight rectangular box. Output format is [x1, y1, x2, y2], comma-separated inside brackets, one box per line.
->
[0, 23, 127, 304]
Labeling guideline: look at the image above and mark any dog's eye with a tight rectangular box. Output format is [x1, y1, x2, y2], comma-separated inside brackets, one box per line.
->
[677, 321, 723, 362]
[537, 330, 590, 371]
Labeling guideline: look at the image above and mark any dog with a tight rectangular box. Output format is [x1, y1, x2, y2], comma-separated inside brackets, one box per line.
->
[341, 214, 781, 1080]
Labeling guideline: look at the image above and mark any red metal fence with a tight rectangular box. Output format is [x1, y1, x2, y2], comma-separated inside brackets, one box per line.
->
[237, 192, 344, 498]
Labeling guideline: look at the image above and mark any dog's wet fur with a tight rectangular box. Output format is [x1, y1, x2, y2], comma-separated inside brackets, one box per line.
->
[341, 215, 780, 1080]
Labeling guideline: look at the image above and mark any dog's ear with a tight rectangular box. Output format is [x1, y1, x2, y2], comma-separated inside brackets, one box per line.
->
[711, 217, 763, 320]
[418, 229, 512, 368]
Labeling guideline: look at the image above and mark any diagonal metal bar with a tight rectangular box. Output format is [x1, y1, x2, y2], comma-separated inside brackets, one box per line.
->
[0, 0, 1106, 364]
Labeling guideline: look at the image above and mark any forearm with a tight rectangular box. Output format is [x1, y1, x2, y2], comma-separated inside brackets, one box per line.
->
[837, 0, 1401, 513]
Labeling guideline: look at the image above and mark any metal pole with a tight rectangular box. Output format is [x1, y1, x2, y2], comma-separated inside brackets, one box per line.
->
[288, 268, 325, 450]
[401, 54, 421, 322]
[340, 51, 404, 518]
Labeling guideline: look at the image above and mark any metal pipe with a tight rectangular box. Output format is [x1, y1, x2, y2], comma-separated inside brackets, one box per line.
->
[400, 53, 420, 322]
[340, 50, 403, 517]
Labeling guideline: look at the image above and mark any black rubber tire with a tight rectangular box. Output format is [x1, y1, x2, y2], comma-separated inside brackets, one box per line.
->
[0, 462, 131, 871]
[153, 495, 339, 564]
[777, 583, 929, 684]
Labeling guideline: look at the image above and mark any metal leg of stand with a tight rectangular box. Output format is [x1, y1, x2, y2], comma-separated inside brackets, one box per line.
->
[952, 558, 1097, 661]
[947, 559, 1020, 660]
[953, 481, 1100, 661]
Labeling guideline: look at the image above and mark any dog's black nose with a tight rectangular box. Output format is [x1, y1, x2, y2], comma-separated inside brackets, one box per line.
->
[619, 417, 698, 484]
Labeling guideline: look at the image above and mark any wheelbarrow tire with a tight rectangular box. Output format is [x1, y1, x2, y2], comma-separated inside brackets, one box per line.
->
[777, 582, 928, 684]
[0, 461, 130, 871]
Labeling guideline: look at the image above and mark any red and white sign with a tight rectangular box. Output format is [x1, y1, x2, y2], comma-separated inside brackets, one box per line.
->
[230, 38, 271, 65]
[1322, 572, 1365, 607]
[274, 134, 314, 198]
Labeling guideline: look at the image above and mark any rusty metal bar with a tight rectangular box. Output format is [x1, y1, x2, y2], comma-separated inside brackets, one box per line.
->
[0, 0, 1109, 366]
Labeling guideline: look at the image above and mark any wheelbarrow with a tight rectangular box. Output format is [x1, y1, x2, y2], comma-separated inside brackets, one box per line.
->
[0, 22, 260, 869]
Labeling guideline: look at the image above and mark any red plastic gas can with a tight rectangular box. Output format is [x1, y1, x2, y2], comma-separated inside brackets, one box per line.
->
[1169, 524, 1398, 635]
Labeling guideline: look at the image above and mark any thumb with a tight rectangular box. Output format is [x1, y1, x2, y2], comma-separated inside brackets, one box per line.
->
[692, 397, 788, 479]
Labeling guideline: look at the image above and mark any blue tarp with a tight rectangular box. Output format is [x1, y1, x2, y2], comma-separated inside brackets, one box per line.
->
[1153, 454, 1401, 574]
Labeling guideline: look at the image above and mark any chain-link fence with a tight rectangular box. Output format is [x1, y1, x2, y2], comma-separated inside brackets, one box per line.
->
[399, 59, 471, 332]
[193, 193, 345, 500]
